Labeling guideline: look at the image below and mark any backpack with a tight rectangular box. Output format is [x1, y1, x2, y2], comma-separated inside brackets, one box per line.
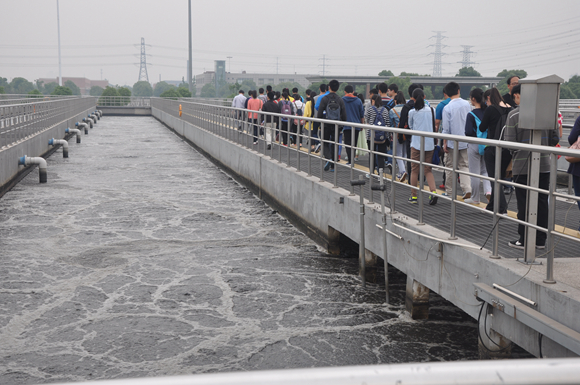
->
[470, 111, 486, 155]
[372, 106, 387, 144]
[326, 96, 341, 121]
[491, 105, 511, 141]
[280, 100, 292, 122]
[293, 101, 305, 126]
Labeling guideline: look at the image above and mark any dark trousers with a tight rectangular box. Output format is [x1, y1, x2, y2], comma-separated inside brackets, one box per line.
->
[573, 175, 580, 230]
[514, 173, 549, 245]
[484, 147, 512, 213]
[406, 138, 412, 176]
[322, 123, 339, 162]
[290, 121, 299, 145]
[251, 118, 259, 141]
[367, 139, 388, 173]
[343, 129, 360, 163]
[281, 120, 290, 145]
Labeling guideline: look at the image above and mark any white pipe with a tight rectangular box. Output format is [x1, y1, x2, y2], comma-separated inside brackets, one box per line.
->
[77, 121, 89, 134]
[83, 117, 93, 128]
[49, 138, 68, 158]
[66, 128, 81, 143]
[46, 358, 580, 385]
[94, 110, 101, 120]
[18, 155, 47, 183]
[89, 114, 97, 124]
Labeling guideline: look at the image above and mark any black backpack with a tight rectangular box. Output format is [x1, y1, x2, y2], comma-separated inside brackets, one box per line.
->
[326, 96, 341, 121]
[492, 105, 511, 140]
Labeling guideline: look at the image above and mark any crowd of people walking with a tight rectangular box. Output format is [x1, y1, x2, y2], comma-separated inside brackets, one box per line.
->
[232, 76, 576, 249]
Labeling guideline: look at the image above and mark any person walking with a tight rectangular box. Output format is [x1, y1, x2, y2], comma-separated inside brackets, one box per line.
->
[231, 90, 246, 130]
[247, 90, 263, 145]
[389, 91, 407, 181]
[566, 115, 580, 235]
[441, 82, 472, 199]
[303, 91, 318, 151]
[479, 88, 513, 214]
[317, 80, 347, 172]
[342, 85, 365, 166]
[464, 88, 492, 205]
[278, 92, 295, 146]
[364, 94, 390, 176]
[408, 88, 438, 205]
[261, 91, 280, 150]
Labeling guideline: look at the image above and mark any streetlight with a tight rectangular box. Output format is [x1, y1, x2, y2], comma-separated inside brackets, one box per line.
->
[227, 56, 232, 73]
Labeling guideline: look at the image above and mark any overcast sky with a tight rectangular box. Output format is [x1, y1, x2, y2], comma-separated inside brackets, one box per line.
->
[1, 0, 579, 86]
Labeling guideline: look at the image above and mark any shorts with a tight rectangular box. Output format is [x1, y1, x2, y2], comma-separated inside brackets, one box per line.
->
[410, 148, 434, 174]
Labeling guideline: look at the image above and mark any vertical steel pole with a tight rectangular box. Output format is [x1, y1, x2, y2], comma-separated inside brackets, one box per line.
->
[544, 153, 557, 284]
[380, 169, 389, 303]
[358, 175, 366, 288]
[334, 125, 338, 187]
[188, 0, 193, 94]
[369, 132, 375, 204]
[450, 142, 459, 239]
[491, 145, 502, 259]
[391, 135, 397, 213]
[418, 136, 426, 225]
[56, 0, 62, 86]
[350, 128, 355, 195]
[320, 122, 325, 182]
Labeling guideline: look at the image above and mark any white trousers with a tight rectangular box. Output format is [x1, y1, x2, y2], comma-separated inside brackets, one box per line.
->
[467, 143, 492, 202]
[264, 122, 275, 145]
[444, 147, 471, 196]
[395, 141, 408, 175]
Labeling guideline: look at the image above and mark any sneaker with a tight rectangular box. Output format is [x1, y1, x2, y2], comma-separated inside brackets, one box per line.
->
[386, 164, 393, 175]
[329, 167, 335, 172]
[253, 141, 258, 145]
[399, 172, 408, 183]
[439, 184, 446, 189]
[314, 144, 321, 153]
[429, 193, 438, 206]
[408, 196, 418, 204]
[365, 173, 370, 179]
[504, 186, 512, 195]
[441, 192, 449, 197]
[345, 163, 351, 166]
[324, 161, 331, 171]
[462, 191, 472, 200]
[464, 198, 480, 205]
[508, 239, 524, 250]
[536, 243, 546, 250]
[267, 144, 271, 150]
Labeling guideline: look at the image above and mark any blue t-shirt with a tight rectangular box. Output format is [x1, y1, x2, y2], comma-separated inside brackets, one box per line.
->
[435, 98, 451, 121]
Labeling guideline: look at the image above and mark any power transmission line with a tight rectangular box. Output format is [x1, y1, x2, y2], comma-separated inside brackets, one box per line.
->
[429, 31, 447, 77]
[138, 37, 149, 83]
[458, 45, 476, 68]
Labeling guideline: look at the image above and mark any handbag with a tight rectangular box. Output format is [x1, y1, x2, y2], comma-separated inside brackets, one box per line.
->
[565, 137, 580, 163]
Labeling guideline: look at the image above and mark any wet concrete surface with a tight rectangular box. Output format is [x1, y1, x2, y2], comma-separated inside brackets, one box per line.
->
[0, 117, 512, 384]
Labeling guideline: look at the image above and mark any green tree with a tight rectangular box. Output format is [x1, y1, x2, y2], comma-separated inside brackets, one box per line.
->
[27, 89, 43, 98]
[400, 72, 419, 77]
[10, 77, 34, 94]
[0, 77, 9, 93]
[177, 87, 191, 98]
[566, 75, 580, 98]
[132, 81, 153, 97]
[496, 69, 527, 95]
[560, 84, 577, 99]
[388, 76, 413, 98]
[89, 86, 104, 96]
[35, 80, 45, 94]
[153, 81, 175, 97]
[64, 80, 81, 95]
[200, 83, 216, 98]
[0, 86, 5, 94]
[378, 70, 394, 77]
[160, 88, 180, 99]
[98, 86, 119, 105]
[456, 66, 482, 77]
[117, 87, 131, 106]
[274, 81, 305, 96]
[43, 82, 58, 95]
[51, 86, 73, 96]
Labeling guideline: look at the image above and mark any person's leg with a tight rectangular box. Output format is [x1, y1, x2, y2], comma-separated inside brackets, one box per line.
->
[444, 147, 454, 195]
[513, 173, 528, 242]
[343, 129, 352, 163]
[265, 123, 273, 145]
[410, 148, 420, 197]
[352, 130, 360, 164]
[499, 149, 512, 213]
[537, 173, 550, 245]
[337, 133, 343, 160]
[396, 141, 406, 177]
[424, 151, 436, 192]
[484, 147, 496, 211]
[441, 152, 447, 187]
[468, 145, 481, 202]
[573, 175, 580, 231]
[281, 120, 288, 145]
[376, 142, 387, 172]
[458, 149, 472, 196]
[323, 124, 335, 162]
[480, 153, 492, 200]
[290, 121, 297, 145]
[252, 118, 258, 142]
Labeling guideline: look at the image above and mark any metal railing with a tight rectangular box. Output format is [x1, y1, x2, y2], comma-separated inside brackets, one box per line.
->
[47, 358, 580, 385]
[0, 97, 96, 148]
[0, 94, 78, 106]
[96, 96, 151, 107]
[152, 98, 580, 284]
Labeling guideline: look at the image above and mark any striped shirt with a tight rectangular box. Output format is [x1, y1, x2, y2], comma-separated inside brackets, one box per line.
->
[364, 106, 390, 140]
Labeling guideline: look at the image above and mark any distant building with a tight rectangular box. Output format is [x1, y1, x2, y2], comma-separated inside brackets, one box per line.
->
[38, 77, 109, 95]
[195, 70, 314, 90]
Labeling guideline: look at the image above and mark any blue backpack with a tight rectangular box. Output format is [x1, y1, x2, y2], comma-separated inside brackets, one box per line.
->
[372, 106, 387, 144]
[470, 111, 486, 155]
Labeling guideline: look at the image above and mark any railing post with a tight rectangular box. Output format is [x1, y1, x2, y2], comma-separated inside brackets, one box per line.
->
[391, 133, 397, 214]
[418, 136, 426, 225]
[320, 122, 325, 182]
[333, 124, 338, 188]
[491, 145, 503, 259]
[307, 120, 312, 177]
[369, 131, 375, 204]
[545, 153, 557, 284]
[449, 141, 459, 239]
[349, 128, 355, 196]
